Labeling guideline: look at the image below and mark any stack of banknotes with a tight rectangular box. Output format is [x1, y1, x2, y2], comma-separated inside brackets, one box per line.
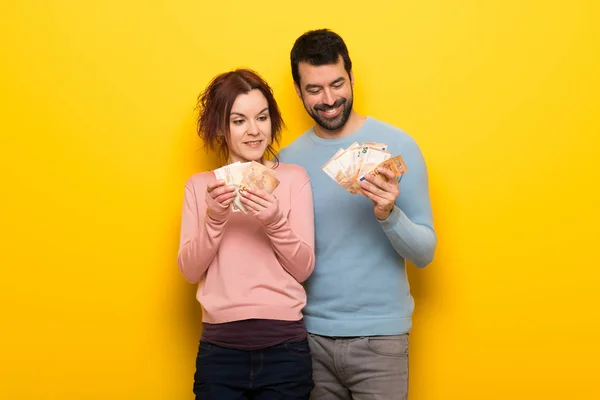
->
[321, 142, 408, 194]
[213, 161, 280, 213]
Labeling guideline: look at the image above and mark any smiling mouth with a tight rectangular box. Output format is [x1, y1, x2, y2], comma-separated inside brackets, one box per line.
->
[244, 140, 263, 145]
[319, 106, 341, 118]
[315, 98, 346, 118]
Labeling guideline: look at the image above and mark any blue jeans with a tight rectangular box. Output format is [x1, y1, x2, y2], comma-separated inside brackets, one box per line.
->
[193, 339, 314, 399]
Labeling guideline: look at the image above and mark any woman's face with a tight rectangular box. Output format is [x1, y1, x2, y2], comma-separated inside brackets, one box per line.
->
[226, 89, 272, 163]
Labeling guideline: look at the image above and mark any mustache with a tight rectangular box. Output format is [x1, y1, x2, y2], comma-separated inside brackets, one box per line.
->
[314, 98, 346, 111]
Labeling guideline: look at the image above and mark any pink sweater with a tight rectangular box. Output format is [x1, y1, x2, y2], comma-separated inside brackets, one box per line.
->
[177, 163, 315, 324]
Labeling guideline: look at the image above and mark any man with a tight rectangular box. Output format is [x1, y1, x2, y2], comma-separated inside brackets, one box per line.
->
[277, 28, 437, 399]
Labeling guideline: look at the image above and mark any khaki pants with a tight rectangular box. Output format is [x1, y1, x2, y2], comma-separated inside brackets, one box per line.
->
[308, 333, 409, 400]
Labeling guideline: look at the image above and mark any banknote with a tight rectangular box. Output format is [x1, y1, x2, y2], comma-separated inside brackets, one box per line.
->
[322, 154, 354, 191]
[335, 142, 362, 189]
[321, 142, 407, 195]
[362, 142, 388, 151]
[213, 161, 248, 212]
[357, 154, 408, 184]
[234, 161, 280, 211]
[213, 161, 280, 213]
[356, 147, 391, 180]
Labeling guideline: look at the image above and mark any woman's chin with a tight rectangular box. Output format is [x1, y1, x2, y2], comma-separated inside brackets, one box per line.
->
[242, 149, 267, 162]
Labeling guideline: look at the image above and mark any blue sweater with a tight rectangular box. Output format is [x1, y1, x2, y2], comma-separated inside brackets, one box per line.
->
[278, 117, 436, 336]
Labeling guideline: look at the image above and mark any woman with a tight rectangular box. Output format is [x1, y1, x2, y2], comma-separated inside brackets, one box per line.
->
[177, 69, 315, 399]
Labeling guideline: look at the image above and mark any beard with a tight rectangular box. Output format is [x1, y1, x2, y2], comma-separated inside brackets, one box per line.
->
[304, 92, 353, 131]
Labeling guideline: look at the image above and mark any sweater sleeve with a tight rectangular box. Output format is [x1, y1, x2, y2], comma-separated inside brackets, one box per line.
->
[177, 179, 228, 283]
[262, 176, 315, 283]
[378, 138, 437, 268]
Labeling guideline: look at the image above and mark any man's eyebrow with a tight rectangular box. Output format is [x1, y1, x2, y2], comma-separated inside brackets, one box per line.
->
[305, 83, 322, 91]
[305, 77, 345, 91]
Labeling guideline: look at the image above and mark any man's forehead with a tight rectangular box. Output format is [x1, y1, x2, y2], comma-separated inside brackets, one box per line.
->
[298, 60, 347, 85]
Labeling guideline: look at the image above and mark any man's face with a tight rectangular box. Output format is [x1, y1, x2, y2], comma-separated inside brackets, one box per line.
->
[295, 57, 353, 132]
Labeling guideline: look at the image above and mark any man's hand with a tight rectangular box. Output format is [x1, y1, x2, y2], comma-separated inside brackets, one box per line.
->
[359, 167, 400, 220]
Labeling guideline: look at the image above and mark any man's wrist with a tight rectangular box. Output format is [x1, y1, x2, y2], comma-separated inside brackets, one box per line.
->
[377, 207, 393, 221]
[377, 206, 400, 223]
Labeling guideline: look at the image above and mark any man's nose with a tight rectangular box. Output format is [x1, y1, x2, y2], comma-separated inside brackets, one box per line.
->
[322, 89, 335, 106]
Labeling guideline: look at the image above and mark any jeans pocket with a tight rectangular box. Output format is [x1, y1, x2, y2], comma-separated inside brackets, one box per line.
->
[284, 339, 312, 356]
[196, 341, 214, 359]
[367, 334, 409, 357]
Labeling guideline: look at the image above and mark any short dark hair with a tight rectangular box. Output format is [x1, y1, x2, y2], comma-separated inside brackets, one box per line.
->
[196, 69, 284, 162]
[290, 29, 352, 86]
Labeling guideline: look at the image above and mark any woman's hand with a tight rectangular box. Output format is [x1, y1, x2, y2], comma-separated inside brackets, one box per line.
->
[205, 180, 236, 221]
[240, 187, 282, 226]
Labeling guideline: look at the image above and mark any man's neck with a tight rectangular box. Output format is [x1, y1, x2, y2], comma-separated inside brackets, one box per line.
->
[313, 111, 366, 140]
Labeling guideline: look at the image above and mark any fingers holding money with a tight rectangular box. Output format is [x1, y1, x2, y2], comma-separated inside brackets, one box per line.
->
[239, 187, 274, 212]
[240, 188, 282, 225]
[360, 167, 399, 199]
[207, 180, 236, 204]
[360, 167, 400, 220]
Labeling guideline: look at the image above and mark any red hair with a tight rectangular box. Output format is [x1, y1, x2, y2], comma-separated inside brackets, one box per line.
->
[196, 69, 284, 162]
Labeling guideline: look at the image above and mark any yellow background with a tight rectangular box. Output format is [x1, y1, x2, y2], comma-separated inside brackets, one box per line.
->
[1, 0, 599, 399]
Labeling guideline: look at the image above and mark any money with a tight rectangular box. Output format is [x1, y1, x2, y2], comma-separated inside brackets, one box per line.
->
[239, 161, 279, 193]
[321, 142, 408, 195]
[321, 154, 354, 191]
[213, 161, 247, 213]
[362, 142, 388, 151]
[357, 154, 407, 184]
[213, 161, 280, 213]
[234, 161, 280, 212]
